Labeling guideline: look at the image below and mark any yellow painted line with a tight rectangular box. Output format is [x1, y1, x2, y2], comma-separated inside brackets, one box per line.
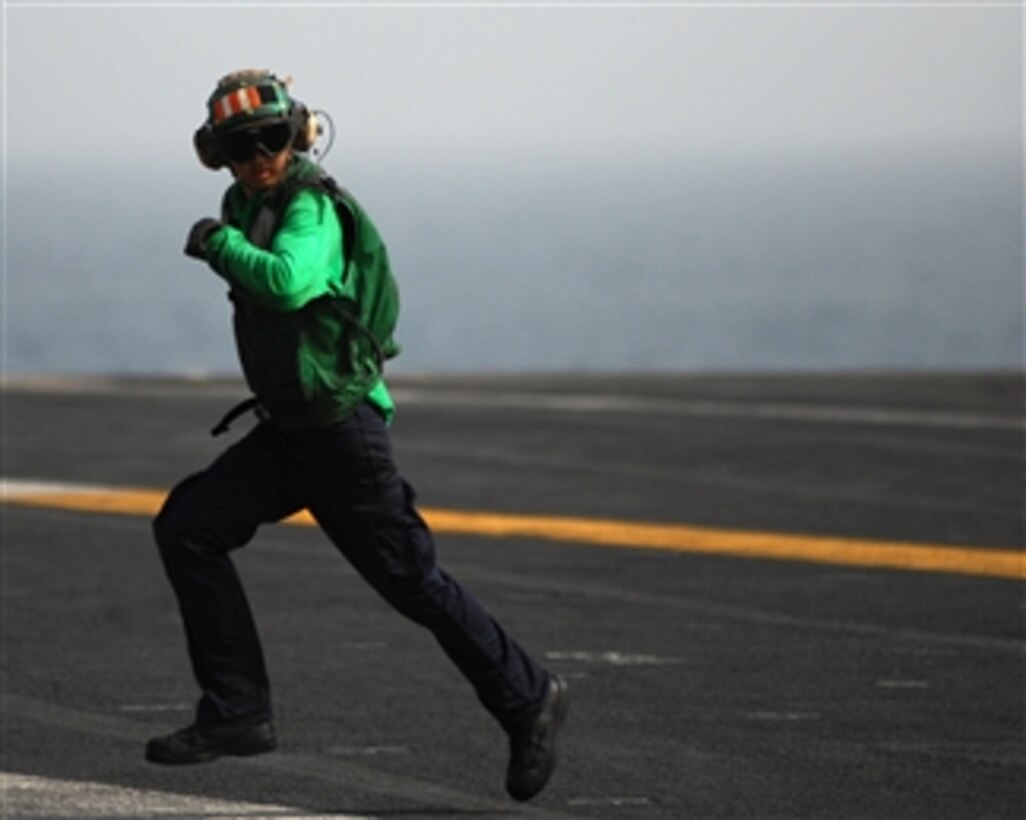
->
[2, 480, 1023, 580]
[419, 508, 1025, 580]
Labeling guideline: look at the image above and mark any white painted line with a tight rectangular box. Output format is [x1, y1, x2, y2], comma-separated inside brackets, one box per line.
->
[117, 703, 191, 714]
[391, 387, 1026, 432]
[326, 745, 410, 757]
[545, 650, 681, 666]
[1, 771, 372, 818]
[746, 711, 822, 721]
[4, 376, 1022, 430]
[877, 679, 931, 689]
[567, 796, 653, 807]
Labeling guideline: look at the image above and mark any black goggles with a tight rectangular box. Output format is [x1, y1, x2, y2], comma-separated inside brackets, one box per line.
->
[218, 121, 294, 163]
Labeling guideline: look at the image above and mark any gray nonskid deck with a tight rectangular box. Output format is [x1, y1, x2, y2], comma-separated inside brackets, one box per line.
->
[3, 373, 1023, 818]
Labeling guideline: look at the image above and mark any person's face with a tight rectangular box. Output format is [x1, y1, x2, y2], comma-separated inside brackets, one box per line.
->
[229, 148, 291, 194]
[219, 119, 294, 194]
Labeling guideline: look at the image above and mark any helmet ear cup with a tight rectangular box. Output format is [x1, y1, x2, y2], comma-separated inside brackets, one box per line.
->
[193, 123, 225, 170]
[290, 102, 320, 152]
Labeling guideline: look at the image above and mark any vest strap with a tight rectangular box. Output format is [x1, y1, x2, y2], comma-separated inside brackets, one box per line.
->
[210, 396, 265, 437]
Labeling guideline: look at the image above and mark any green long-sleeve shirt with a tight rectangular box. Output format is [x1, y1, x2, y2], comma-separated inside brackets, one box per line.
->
[209, 184, 344, 311]
[204, 159, 394, 425]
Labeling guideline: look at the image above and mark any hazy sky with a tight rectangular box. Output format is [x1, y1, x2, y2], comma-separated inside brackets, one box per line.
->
[2, 2, 1022, 375]
[4, 2, 1021, 169]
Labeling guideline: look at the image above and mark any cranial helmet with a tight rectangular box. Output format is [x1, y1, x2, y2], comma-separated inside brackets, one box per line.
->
[193, 69, 319, 170]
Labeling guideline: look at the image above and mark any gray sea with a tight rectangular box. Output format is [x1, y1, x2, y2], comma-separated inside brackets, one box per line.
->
[5, 149, 1022, 376]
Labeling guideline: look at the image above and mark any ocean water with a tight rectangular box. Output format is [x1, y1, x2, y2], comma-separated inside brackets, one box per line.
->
[5, 150, 1022, 376]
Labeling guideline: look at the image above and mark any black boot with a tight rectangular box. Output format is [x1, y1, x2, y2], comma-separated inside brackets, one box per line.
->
[505, 674, 570, 801]
[145, 718, 277, 765]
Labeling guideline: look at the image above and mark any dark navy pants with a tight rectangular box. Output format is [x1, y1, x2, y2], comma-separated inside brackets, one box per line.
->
[152, 402, 549, 733]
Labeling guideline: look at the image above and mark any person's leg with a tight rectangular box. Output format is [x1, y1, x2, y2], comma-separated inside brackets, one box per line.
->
[290, 405, 568, 799]
[151, 422, 302, 728]
[285, 404, 550, 732]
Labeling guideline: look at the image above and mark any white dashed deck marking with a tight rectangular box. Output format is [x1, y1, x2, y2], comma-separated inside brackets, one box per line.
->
[1, 772, 372, 818]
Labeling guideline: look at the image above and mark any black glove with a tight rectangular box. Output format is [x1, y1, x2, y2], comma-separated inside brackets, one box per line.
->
[184, 218, 223, 260]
